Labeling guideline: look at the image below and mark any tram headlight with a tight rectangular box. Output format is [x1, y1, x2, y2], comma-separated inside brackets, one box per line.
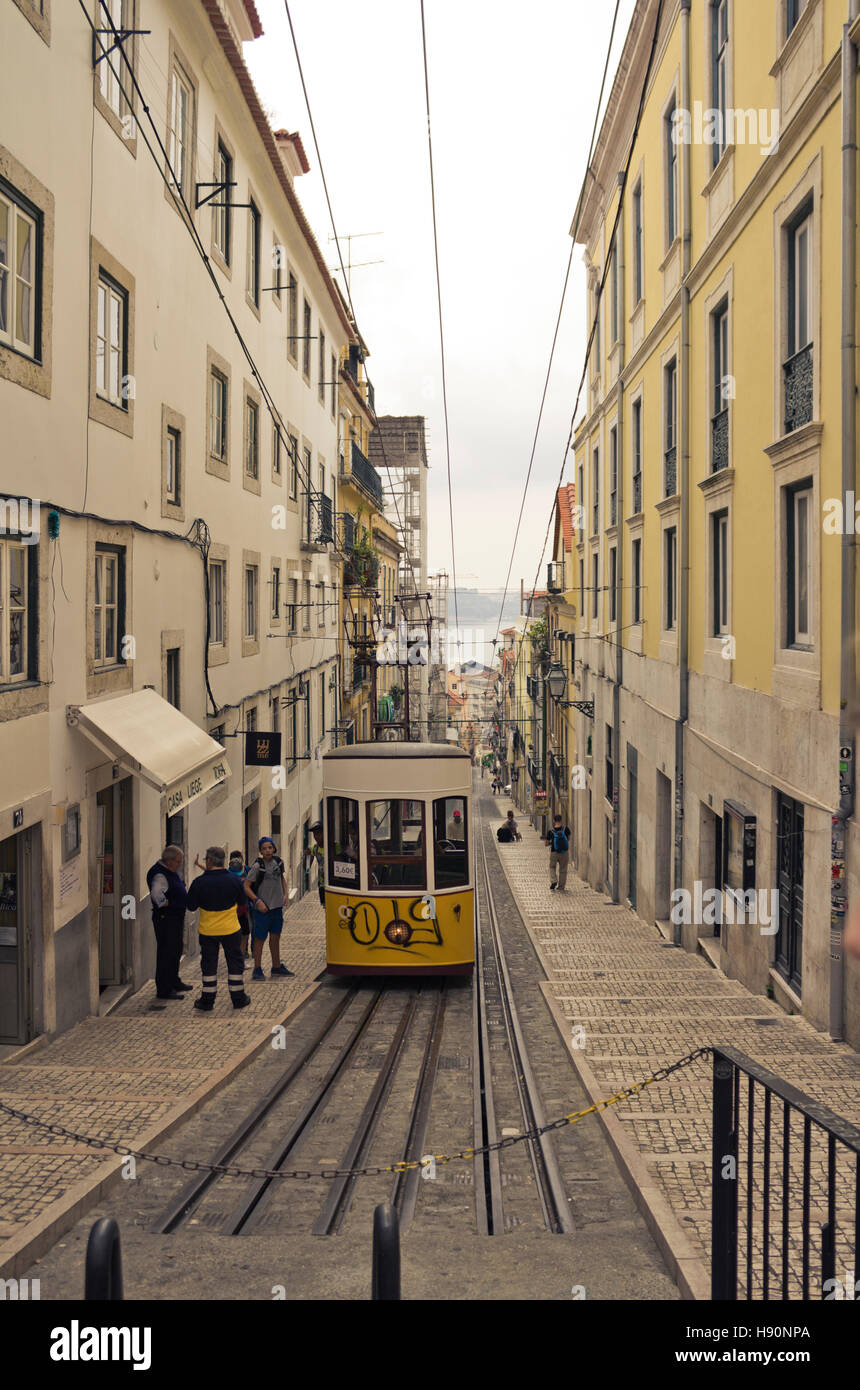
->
[384, 920, 413, 946]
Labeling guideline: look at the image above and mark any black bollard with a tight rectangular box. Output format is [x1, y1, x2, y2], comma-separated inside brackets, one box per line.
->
[371, 1201, 401, 1300]
[84, 1217, 124, 1300]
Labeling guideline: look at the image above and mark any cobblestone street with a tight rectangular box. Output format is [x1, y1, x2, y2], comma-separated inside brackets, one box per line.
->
[0, 897, 325, 1276]
[491, 792, 860, 1298]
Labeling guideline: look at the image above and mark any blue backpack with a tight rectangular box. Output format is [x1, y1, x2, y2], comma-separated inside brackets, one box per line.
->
[551, 828, 569, 854]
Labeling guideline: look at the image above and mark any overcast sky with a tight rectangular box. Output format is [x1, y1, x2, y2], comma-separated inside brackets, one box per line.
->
[246, 0, 636, 605]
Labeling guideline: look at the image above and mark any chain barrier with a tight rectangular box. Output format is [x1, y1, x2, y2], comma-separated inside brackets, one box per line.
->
[0, 1046, 711, 1182]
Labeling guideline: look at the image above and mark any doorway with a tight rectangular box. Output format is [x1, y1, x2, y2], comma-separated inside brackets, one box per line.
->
[244, 800, 260, 867]
[96, 781, 131, 991]
[655, 770, 672, 921]
[0, 829, 32, 1045]
[776, 794, 804, 993]
[699, 804, 723, 937]
[627, 745, 638, 909]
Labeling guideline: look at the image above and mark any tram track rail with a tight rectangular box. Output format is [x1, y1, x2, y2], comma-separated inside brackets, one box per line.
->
[473, 797, 574, 1235]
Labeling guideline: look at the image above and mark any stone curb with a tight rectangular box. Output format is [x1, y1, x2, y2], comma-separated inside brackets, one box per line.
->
[0, 980, 320, 1280]
[491, 813, 710, 1301]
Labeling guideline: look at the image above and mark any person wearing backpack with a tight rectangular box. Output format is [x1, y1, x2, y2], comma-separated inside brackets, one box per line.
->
[546, 814, 571, 891]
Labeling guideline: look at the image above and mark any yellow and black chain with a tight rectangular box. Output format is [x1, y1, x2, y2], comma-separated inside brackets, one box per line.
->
[0, 1046, 711, 1181]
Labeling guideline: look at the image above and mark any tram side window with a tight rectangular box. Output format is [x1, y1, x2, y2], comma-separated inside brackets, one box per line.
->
[433, 797, 468, 889]
[327, 797, 360, 888]
[367, 799, 425, 889]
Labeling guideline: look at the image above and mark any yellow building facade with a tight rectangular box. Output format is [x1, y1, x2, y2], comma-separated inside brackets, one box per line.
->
[563, 0, 860, 1041]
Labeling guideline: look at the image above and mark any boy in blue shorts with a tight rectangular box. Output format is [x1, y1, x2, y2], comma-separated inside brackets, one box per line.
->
[244, 837, 293, 980]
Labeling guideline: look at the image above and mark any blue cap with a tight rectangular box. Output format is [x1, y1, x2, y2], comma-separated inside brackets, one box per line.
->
[258, 836, 276, 849]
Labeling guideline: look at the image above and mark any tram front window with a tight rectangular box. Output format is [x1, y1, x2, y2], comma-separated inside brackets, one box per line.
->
[433, 797, 468, 888]
[367, 799, 426, 889]
[327, 796, 359, 888]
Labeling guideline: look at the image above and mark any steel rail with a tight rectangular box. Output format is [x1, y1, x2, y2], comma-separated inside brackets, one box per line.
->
[152, 986, 357, 1234]
[473, 836, 505, 1236]
[391, 981, 448, 1232]
[224, 988, 386, 1235]
[313, 991, 420, 1236]
[477, 803, 574, 1235]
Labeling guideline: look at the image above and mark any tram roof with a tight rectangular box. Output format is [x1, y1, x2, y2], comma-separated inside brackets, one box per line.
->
[324, 742, 470, 761]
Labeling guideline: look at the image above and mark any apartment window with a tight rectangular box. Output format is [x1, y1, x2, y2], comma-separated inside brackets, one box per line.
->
[665, 102, 678, 246]
[94, 546, 124, 667]
[318, 329, 326, 402]
[303, 446, 312, 499]
[579, 559, 585, 618]
[632, 538, 642, 624]
[214, 141, 232, 264]
[591, 552, 599, 621]
[578, 464, 584, 539]
[287, 273, 298, 361]
[0, 540, 29, 683]
[320, 673, 326, 743]
[244, 565, 258, 640]
[96, 273, 127, 407]
[664, 358, 677, 497]
[592, 448, 599, 535]
[165, 426, 181, 503]
[63, 804, 81, 863]
[98, 0, 131, 118]
[632, 181, 643, 304]
[785, 208, 813, 432]
[609, 239, 618, 346]
[711, 0, 729, 169]
[209, 560, 225, 645]
[209, 369, 227, 460]
[287, 577, 297, 633]
[605, 725, 614, 803]
[303, 578, 311, 631]
[786, 483, 812, 647]
[0, 184, 40, 360]
[664, 527, 678, 631]
[608, 547, 617, 625]
[786, 0, 805, 37]
[244, 397, 259, 479]
[167, 60, 193, 200]
[631, 399, 643, 512]
[711, 301, 730, 471]
[609, 427, 617, 527]
[272, 235, 282, 302]
[712, 510, 729, 636]
[271, 565, 280, 620]
[272, 425, 281, 478]
[302, 298, 312, 378]
[166, 647, 180, 709]
[246, 705, 256, 735]
[285, 688, 296, 765]
[330, 352, 337, 417]
[317, 581, 325, 629]
[247, 201, 261, 307]
[592, 283, 601, 373]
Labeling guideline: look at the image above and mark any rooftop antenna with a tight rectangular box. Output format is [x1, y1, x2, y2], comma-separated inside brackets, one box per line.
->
[328, 231, 383, 296]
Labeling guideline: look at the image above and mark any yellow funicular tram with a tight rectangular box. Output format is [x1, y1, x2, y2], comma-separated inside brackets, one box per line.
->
[322, 742, 474, 976]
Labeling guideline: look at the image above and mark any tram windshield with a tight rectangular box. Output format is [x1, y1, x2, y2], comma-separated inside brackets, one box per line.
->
[432, 797, 468, 888]
[367, 799, 426, 889]
[327, 797, 360, 888]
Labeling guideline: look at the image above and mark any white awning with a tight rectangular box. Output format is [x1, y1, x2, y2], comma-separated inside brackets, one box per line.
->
[68, 688, 231, 813]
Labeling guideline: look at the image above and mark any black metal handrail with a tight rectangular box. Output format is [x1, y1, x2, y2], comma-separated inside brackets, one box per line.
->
[349, 442, 383, 507]
[712, 1046, 860, 1300]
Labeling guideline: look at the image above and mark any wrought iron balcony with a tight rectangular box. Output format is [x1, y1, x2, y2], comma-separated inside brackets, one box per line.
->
[341, 512, 355, 551]
[303, 490, 332, 547]
[610, 491, 617, 527]
[549, 751, 567, 792]
[711, 408, 729, 472]
[348, 441, 383, 507]
[632, 470, 642, 514]
[783, 344, 813, 434]
[664, 446, 677, 498]
[526, 674, 541, 703]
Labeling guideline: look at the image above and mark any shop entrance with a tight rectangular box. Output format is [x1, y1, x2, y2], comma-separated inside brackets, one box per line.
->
[0, 829, 33, 1046]
[96, 780, 132, 991]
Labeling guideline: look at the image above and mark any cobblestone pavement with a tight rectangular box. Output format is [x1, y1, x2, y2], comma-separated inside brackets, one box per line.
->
[491, 794, 860, 1298]
[0, 896, 325, 1255]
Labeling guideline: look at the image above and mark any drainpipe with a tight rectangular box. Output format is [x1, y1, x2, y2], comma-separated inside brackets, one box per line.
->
[612, 169, 626, 904]
[674, 0, 693, 944]
[832, 8, 859, 1040]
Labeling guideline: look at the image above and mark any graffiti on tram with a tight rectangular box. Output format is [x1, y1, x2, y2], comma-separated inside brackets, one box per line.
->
[338, 895, 448, 953]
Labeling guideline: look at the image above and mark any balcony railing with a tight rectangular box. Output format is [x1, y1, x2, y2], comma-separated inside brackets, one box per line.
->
[304, 490, 332, 546]
[610, 490, 617, 526]
[664, 445, 677, 498]
[549, 751, 566, 792]
[784, 344, 813, 434]
[349, 442, 384, 507]
[526, 674, 540, 703]
[711, 408, 729, 471]
[632, 470, 642, 514]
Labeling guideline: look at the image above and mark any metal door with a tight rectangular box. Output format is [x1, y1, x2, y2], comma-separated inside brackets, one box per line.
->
[0, 832, 27, 1045]
[627, 746, 638, 909]
[776, 794, 804, 993]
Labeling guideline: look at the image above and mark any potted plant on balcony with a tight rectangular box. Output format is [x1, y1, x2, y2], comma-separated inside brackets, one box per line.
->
[346, 522, 380, 588]
[390, 683, 403, 709]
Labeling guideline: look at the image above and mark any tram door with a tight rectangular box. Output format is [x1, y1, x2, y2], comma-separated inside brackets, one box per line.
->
[0, 830, 31, 1046]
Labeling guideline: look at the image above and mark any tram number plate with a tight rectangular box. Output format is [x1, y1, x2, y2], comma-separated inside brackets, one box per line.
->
[333, 860, 356, 880]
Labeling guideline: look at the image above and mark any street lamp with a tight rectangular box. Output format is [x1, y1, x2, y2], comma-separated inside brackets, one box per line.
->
[545, 661, 568, 702]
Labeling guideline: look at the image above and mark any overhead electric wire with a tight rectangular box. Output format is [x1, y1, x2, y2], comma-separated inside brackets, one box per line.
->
[489, 0, 623, 686]
[502, 0, 667, 708]
[418, 0, 461, 664]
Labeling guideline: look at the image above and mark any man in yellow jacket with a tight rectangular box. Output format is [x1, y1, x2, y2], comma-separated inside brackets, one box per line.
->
[186, 846, 251, 1012]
